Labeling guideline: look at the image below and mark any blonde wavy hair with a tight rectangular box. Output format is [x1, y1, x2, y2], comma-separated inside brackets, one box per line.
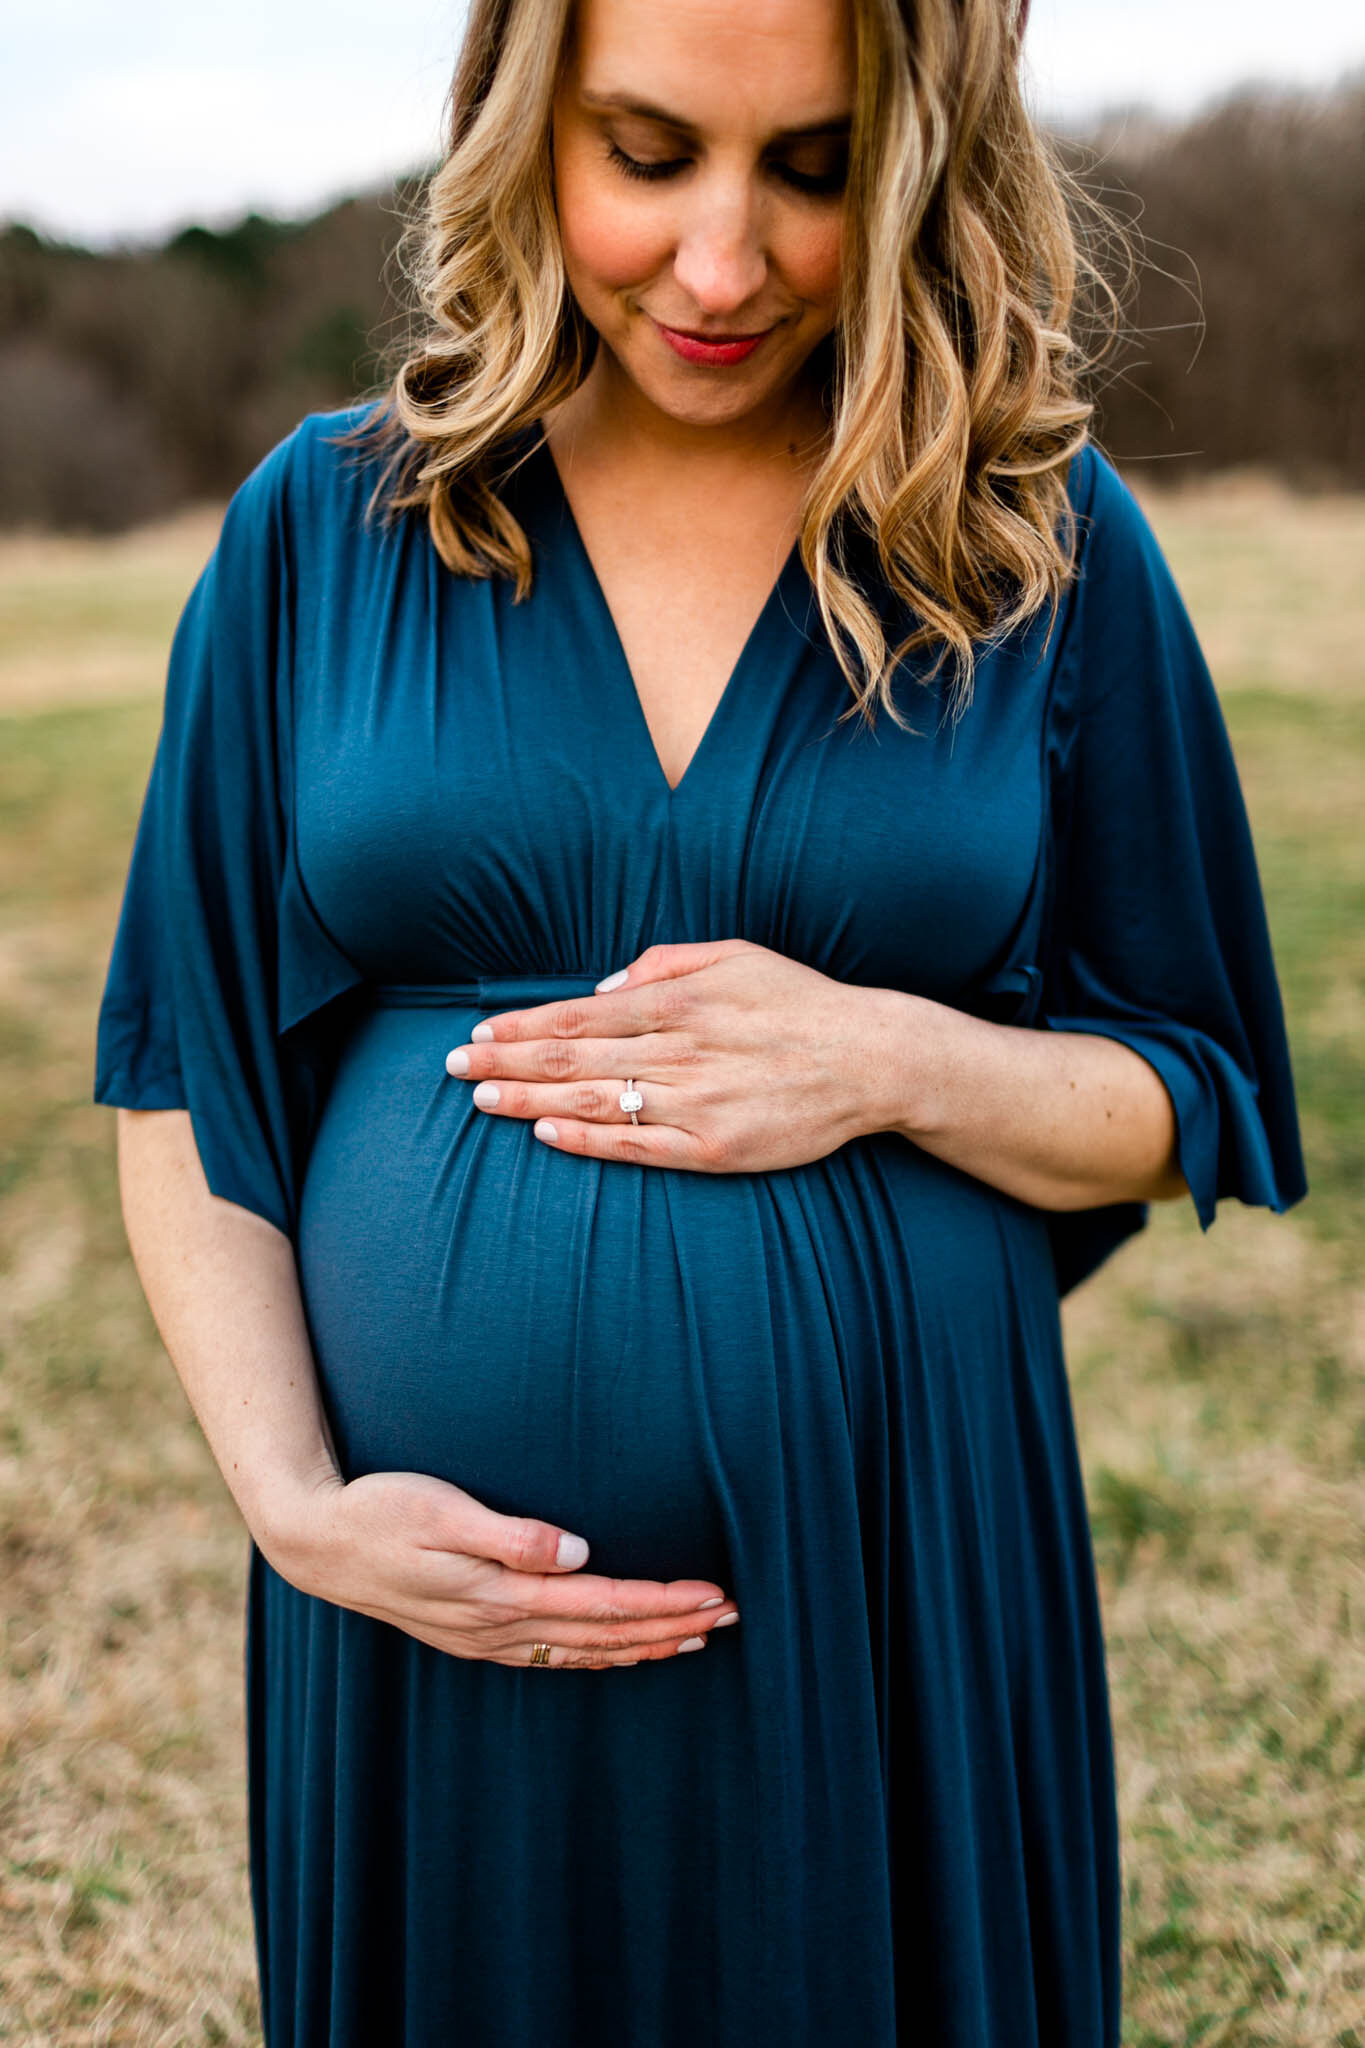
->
[340, 0, 1134, 730]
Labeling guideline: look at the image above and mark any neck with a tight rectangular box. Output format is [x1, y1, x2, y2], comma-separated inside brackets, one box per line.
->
[549, 339, 832, 485]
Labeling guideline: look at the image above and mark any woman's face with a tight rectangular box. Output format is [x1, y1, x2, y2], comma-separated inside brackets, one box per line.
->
[550, 0, 854, 437]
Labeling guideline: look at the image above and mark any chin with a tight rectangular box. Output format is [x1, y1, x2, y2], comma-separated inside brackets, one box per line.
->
[603, 318, 826, 428]
[642, 376, 776, 427]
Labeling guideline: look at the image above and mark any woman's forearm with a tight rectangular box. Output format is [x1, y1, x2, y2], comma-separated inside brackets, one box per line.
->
[115, 1107, 341, 1551]
[858, 989, 1188, 1211]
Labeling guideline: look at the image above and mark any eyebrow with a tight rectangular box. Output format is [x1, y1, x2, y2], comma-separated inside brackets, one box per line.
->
[579, 89, 852, 144]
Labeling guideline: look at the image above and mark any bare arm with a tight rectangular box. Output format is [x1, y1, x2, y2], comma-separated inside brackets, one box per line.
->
[860, 990, 1188, 1210]
[116, 1107, 343, 1550]
[114, 1108, 738, 1668]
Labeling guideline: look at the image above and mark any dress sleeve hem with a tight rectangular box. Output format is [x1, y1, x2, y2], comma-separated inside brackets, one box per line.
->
[1040, 1014, 1310, 1234]
[92, 1068, 189, 1113]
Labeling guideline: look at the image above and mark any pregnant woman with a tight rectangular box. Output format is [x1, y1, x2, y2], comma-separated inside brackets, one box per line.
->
[94, 0, 1308, 2041]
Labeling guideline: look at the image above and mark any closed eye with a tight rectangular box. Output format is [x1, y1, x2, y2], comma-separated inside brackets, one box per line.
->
[604, 140, 845, 198]
[606, 140, 687, 183]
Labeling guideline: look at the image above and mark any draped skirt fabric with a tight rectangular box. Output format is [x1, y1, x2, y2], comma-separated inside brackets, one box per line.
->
[243, 974, 1121, 2046]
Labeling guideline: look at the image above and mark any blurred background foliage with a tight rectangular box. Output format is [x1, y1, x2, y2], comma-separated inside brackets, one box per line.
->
[1, 76, 1362, 533]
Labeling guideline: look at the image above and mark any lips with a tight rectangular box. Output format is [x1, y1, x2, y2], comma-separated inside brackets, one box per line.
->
[651, 316, 776, 367]
[665, 325, 770, 342]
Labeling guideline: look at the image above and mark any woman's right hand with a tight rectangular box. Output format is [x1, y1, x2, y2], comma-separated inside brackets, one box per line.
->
[258, 1469, 741, 1669]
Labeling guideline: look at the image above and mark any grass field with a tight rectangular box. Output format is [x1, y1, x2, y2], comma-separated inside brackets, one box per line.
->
[1, 473, 1362, 2045]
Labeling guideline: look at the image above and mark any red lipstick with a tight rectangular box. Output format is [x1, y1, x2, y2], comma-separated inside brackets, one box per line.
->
[651, 317, 774, 367]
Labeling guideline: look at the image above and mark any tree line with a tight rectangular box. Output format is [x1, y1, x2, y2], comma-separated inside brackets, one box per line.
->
[0, 73, 1360, 531]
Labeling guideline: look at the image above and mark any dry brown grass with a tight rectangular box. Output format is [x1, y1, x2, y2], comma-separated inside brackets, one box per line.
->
[1124, 467, 1365, 704]
[0, 472, 1360, 2044]
[0, 509, 223, 715]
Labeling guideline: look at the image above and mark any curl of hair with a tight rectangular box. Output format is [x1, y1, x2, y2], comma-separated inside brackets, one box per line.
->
[338, 0, 1137, 732]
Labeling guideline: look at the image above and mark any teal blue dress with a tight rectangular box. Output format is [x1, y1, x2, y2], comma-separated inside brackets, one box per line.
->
[94, 404, 1307, 2046]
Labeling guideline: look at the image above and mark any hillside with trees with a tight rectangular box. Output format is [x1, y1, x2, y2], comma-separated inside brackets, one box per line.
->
[0, 74, 1360, 531]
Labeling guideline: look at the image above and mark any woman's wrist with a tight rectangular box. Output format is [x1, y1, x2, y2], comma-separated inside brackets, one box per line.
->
[234, 1451, 344, 1568]
[851, 985, 955, 1142]
[850, 983, 1184, 1210]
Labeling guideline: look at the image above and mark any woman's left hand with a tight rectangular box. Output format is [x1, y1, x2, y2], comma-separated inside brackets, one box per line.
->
[443, 939, 899, 1173]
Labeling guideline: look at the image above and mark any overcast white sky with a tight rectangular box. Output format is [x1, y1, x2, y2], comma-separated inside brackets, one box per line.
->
[3, 0, 1362, 248]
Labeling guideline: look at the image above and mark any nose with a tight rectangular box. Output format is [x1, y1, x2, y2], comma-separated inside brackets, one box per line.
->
[670, 181, 769, 318]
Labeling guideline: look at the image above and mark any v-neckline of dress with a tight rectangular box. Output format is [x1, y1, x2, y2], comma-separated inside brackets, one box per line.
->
[529, 428, 808, 804]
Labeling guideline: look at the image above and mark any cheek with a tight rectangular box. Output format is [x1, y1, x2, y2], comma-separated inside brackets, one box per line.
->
[779, 214, 844, 310]
[556, 161, 669, 297]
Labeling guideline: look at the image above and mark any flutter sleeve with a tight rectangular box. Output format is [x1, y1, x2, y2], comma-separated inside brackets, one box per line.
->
[1037, 442, 1308, 1295]
[93, 417, 364, 1241]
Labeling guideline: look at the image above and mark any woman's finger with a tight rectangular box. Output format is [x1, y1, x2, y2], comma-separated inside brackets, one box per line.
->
[350, 1602, 736, 1670]
[467, 1072, 686, 1128]
[415, 1600, 741, 1655]
[516, 1608, 740, 1662]
[532, 1113, 714, 1166]
[518, 1629, 715, 1670]
[446, 1029, 680, 1084]
[410, 1552, 733, 1628]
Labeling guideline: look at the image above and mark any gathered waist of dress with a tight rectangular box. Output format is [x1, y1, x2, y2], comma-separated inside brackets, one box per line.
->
[368, 973, 609, 1009]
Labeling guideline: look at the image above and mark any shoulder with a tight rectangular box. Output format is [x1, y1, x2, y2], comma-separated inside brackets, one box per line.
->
[217, 399, 391, 558]
[1062, 437, 1175, 598]
[167, 405, 395, 722]
[1051, 439, 1217, 739]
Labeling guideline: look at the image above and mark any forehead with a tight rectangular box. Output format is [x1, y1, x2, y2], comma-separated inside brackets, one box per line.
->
[569, 0, 856, 125]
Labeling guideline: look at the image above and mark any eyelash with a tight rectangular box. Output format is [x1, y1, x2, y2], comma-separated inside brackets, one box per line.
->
[604, 138, 845, 198]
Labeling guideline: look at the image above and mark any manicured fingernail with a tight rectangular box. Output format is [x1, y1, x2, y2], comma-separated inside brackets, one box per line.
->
[556, 1532, 589, 1568]
[678, 1636, 706, 1653]
[472, 1082, 500, 1107]
[446, 1047, 469, 1075]
[711, 1611, 740, 1627]
[697, 1596, 725, 1608]
[471, 1021, 494, 1041]
[535, 1120, 558, 1143]
[595, 967, 628, 992]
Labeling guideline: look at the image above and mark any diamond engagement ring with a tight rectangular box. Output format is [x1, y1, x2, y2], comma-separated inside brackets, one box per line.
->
[619, 1079, 643, 1124]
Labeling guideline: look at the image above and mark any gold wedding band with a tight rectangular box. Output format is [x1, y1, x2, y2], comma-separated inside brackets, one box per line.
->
[530, 1641, 553, 1665]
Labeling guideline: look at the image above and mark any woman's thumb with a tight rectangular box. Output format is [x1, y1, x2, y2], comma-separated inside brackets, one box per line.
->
[466, 1504, 590, 1573]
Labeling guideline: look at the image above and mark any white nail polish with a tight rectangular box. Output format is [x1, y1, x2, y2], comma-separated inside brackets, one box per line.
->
[697, 1596, 725, 1608]
[471, 1021, 494, 1041]
[678, 1636, 706, 1653]
[595, 967, 628, 992]
[473, 1082, 500, 1107]
[446, 1048, 469, 1075]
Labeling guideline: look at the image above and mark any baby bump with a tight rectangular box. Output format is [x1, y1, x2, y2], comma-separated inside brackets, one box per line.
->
[296, 988, 795, 1578]
[295, 982, 1062, 1581]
